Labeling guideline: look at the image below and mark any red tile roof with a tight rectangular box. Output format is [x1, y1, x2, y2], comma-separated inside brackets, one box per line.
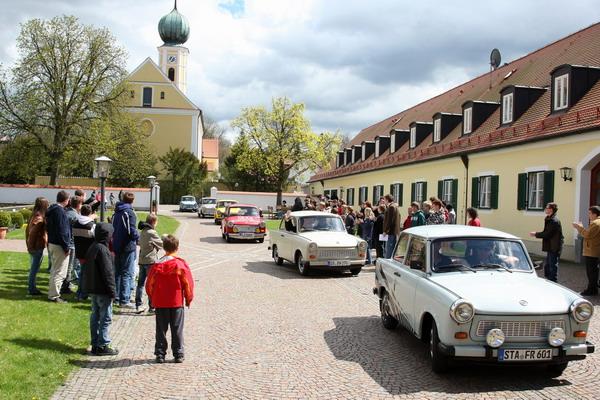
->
[310, 22, 600, 182]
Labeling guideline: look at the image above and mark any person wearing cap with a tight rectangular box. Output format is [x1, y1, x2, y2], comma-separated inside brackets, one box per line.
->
[529, 202, 563, 282]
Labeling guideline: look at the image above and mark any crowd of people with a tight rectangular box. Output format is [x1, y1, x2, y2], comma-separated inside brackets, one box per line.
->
[24, 189, 194, 362]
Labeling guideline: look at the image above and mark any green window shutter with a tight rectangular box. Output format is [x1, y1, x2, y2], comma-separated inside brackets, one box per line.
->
[471, 177, 479, 208]
[451, 179, 458, 207]
[517, 173, 527, 210]
[437, 180, 443, 199]
[543, 170, 555, 205]
[398, 183, 403, 207]
[372, 186, 376, 204]
[411, 183, 416, 202]
[365, 187, 369, 204]
[422, 182, 427, 200]
[491, 175, 500, 209]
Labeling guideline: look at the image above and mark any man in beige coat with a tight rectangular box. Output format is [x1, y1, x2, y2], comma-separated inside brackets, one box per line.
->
[573, 205, 600, 296]
[136, 213, 163, 312]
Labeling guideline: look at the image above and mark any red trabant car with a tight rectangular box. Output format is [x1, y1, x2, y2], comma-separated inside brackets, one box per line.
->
[221, 204, 266, 243]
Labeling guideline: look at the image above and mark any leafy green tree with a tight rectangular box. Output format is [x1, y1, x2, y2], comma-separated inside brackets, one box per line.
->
[0, 16, 127, 185]
[159, 147, 208, 203]
[231, 97, 342, 204]
[0, 135, 50, 183]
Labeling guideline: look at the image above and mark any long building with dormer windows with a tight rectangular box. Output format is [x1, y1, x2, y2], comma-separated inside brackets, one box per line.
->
[309, 23, 600, 261]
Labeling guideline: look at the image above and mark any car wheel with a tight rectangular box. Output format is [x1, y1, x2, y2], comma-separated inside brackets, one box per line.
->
[546, 362, 569, 377]
[226, 234, 233, 243]
[350, 267, 362, 275]
[222, 232, 226, 239]
[258, 238, 264, 243]
[214, 220, 219, 225]
[429, 321, 449, 373]
[200, 212, 204, 218]
[380, 292, 398, 330]
[296, 253, 310, 276]
[272, 246, 284, 265]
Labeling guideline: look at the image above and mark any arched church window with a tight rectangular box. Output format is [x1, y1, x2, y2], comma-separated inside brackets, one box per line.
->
[168, 68, 175, 82]
[143, 87, 152, 108]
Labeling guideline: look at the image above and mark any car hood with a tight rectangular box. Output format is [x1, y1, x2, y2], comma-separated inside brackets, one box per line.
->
[429, 272, 578, 315]
[300, 231, 361, 247]
[201, 204, 216, 209]
[227, 216, 262, 225]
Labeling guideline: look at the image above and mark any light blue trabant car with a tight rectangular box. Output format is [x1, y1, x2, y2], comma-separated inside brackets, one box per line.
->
[373, 225, 594, 375]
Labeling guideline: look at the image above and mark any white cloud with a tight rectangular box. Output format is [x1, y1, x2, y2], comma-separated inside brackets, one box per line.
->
[0, 0, 598, 139]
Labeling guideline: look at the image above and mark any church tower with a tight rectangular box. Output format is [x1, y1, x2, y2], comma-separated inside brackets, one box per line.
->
[157, 0, 190, 94]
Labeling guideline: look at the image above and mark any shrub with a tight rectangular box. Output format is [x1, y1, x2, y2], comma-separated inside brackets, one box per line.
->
[10, 212, 24, 229]
[19, 208, 32, 223]
[0, 212, 11, 228]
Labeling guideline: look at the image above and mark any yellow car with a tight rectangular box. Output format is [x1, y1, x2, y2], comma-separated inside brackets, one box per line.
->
[214, 199, 238, 224]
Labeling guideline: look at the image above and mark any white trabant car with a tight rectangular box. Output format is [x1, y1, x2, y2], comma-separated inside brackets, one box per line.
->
[198, 197, 217, 218]
[269, 211, 367, 276]
[373, 225, 594, 375]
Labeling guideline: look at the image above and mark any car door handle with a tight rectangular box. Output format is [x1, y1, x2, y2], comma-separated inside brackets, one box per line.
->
[393, 272, 402, 277]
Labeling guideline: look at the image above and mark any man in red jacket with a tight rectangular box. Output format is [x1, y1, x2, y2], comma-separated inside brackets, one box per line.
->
[145, 234, 194, 363]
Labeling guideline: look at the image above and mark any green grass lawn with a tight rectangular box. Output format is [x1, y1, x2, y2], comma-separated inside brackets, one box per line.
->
[0, 252, 90, 400]
[265, 219, 281, 232]
[6, 212, 180, 241]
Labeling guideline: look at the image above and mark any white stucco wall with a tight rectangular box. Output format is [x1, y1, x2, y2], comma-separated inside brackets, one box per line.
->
[212, 190, 306, 211]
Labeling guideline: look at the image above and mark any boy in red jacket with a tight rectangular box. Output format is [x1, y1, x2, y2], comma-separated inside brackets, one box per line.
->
[145, 234, 194, 363]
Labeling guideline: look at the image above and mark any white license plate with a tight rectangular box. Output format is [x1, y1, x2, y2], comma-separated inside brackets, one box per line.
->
[240, 233, 254, 237]
[327, 260, 351, 267]
[498, 348, 552, 361]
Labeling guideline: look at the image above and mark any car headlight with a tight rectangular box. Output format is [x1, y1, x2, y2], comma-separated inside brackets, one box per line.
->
[548, 327, 566, 347]
[570, 299, 594, 323]
[226, 221, 234, 228]
[308, 242, 318, 256]
[259, 222, 266, 228]
[486, 328, 505, 348]
[449, 299, 474, 324]
[358, 241, 367, 251]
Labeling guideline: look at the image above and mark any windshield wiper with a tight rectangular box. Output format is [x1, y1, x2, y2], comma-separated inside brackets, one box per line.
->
[472, 263, 513, 273]
[435, 263, 477, 273]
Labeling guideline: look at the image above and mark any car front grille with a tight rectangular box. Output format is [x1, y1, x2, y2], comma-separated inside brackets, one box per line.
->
[236, 225, 257, 232]
[475, 320, 565, 338]
[318, 247, 358, 259]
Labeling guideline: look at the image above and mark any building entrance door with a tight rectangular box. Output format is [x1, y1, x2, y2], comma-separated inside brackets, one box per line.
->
[591, 161, 600, 207]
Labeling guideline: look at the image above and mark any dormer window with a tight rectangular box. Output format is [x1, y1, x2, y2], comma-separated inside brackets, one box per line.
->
[433, 118, 441, 142]
[463, 107, 472, 134]
[502, 93, 513, 124]
[409, 127, 416, 148]
[554, 74, 569, 111]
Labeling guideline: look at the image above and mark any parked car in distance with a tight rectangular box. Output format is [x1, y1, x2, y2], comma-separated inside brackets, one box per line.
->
[214, 199, 238, 224]
[179, 195, 198, 212]
[268, 211, 367, 276]
[221, 204, 266, 243]
[373, 225, 595, 375]
[198, 197, 217, 218]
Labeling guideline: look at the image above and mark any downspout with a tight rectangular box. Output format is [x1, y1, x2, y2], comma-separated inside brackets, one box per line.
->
[460, 154, 469, 224]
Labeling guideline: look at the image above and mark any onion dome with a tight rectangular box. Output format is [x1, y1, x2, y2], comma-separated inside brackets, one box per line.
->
[158, 1, 190, 45]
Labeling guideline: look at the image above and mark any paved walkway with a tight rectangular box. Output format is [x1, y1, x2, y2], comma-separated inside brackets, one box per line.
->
[13, 210, 598, 399]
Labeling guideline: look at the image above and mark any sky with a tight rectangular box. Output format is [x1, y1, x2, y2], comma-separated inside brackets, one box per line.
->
[0, 0, 598, 140]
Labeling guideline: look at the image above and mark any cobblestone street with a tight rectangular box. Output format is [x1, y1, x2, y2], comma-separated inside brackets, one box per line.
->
[51, 211, 600, 400]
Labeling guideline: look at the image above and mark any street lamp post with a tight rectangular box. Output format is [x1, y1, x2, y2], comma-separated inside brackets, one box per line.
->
[94, 156, 113, 222]
[147, 175, 156, 213]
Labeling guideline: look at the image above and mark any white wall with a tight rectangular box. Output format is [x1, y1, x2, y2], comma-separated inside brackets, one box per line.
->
[212, 190, 306, 210]
[0, 184, 158, 211]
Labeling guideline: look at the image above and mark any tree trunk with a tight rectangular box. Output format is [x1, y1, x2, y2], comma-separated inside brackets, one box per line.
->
[276, 189, 282, 207]
[171, 173, 176, 204]
[48, 155, 60, 186]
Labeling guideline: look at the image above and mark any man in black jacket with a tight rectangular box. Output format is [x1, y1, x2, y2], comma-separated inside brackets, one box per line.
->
[83, 223, 119, 356]
[530, 202, 564, 282]
[46, 190, 71, 303]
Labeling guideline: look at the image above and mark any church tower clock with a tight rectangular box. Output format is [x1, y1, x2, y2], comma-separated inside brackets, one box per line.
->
[157, 0, 190, 94]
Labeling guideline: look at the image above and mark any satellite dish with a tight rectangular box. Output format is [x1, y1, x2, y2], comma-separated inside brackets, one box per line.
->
[490, 48, 501, 70]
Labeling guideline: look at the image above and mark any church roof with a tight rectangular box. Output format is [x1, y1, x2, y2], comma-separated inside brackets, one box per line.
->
[158, 1, 190, 46]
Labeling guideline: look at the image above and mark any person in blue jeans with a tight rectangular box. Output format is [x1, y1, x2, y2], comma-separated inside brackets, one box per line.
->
[360, 208, 375, 265]
[83, 222, 118, 356]
[529, 202, 563, 282]
[112, 192, 139, 309]
[25, 197, 49, 295]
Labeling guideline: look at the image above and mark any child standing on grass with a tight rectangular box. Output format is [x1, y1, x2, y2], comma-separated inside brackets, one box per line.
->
[145, 235, 194, 363]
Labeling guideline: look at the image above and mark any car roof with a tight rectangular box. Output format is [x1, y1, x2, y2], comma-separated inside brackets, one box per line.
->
[226, 204, 258, 208]
[217, 199, 237, 202]
[288, 211, 341, 218]
[403, 225, 519, 240]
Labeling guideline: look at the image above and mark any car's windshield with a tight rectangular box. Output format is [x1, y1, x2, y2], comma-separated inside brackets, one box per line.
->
[218, 201, 236, 207]
[228, 206, 259, 217]
[181, 196, 195, 202]
[298, 215, 345, 233]
[431, 238, 532, 273]
[202, 198, 216, 205]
